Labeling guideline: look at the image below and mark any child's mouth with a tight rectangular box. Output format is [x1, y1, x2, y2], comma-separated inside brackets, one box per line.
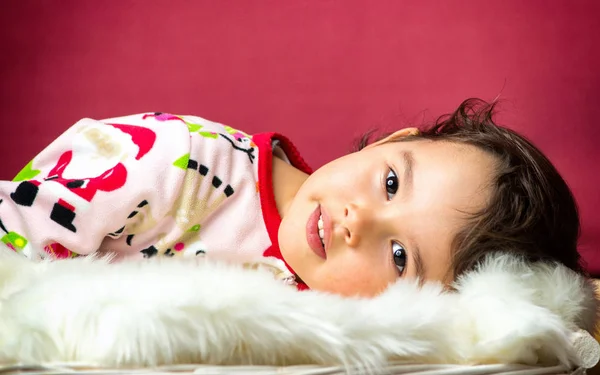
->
[317, 214, 325, 247]
[306, 205, 327, 259]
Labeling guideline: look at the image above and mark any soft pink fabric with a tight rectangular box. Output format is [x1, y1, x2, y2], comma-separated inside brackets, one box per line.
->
[0, 113, 311, 289]
[1, 1, 598, 273]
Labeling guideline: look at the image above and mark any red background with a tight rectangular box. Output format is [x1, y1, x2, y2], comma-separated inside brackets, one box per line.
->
[1, 1, 599, 273]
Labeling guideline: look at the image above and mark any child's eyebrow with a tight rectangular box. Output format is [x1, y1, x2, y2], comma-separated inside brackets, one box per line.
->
[412, 242, 426, 281]
[402, 150, 415, 199]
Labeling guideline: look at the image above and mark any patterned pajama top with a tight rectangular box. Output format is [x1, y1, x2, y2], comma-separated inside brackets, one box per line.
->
[0, 113, 312, 290]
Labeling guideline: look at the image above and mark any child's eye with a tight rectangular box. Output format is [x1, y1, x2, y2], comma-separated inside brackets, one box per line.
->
[385, 169, 399, 200]
[392, 241, 407, 276]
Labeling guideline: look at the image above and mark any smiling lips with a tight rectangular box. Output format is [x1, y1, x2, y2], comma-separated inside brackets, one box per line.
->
[306, 205, 328, 259]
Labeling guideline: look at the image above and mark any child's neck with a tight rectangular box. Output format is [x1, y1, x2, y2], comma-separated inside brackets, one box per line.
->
[272, 155, 309, 219]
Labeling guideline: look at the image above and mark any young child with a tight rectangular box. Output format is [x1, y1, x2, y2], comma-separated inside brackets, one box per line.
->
[0, 99, 585, 297]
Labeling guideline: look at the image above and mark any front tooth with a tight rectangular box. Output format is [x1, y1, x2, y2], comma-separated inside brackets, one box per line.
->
[318, 215, 323, 230]
[318, 228, 324, 241]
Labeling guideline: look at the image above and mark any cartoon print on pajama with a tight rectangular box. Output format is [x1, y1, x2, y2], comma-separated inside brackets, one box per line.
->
[134, 152, 235, 258]
[1, 195, 76, 259]
[43, 242, 77, 259]
[105, 199, 168, 259]
[120, 113, 256, 259]
[218, 134, 256, 163]
[117, 151, 233, 260]
[0, 199, 30, 254]
[143, 112, 219, 139]
[106, 199, 156, 242]
[143, 112, 257, 163]
[223, 125, 257, 161]
[8, 123, 157, 234]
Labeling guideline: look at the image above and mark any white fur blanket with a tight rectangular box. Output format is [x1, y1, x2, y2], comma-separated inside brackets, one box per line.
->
[0, 250, 598, 372]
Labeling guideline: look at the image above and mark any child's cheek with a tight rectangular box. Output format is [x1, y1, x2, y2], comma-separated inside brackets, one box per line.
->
[312, 258, 394, 297]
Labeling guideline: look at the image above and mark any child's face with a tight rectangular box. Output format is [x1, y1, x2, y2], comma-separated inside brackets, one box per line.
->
[279, 132, 498, 296]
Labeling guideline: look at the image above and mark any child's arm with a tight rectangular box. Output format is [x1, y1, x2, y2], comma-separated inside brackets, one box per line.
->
[0, 115, 190, 260]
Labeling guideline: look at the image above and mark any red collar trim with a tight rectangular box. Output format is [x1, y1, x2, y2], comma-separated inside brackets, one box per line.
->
[252, 133, 312, 291]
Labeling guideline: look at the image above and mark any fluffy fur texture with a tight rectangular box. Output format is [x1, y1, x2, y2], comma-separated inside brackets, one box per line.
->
[0, 250, 597, 371]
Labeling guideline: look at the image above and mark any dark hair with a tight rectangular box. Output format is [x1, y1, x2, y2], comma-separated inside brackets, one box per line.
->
[355, 98, 584, 280]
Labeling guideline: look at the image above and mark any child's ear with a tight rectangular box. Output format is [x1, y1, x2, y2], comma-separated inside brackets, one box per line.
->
[364, 127, 420, 149]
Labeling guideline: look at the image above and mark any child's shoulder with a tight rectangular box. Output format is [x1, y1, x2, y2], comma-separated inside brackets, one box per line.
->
[99, 112, 256, 141]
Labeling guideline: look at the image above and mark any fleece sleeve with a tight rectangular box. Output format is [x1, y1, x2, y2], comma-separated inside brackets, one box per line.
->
[0, 113, 191, 260]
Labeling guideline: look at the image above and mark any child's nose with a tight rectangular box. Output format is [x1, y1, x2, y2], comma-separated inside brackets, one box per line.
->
[342, 203, 379, 247]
